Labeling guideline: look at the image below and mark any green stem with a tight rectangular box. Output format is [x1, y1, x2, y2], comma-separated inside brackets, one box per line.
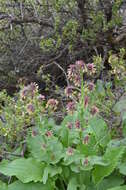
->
[59, 177, 66, 190]
[80, 71, 84, 105]
[80, 71, 85, 127]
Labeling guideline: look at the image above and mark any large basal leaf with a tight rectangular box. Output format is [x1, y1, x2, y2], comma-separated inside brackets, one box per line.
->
[93, 146, 125, 184]
[27, 135, 63, 164]
[89, 116, 110, 147]
[67, 177, 79, 190]
[107, 138, 126, 148]
[42, 165, 62, 184]
[97, 175, 124, 190]
[0, 158, 44, 183]
[118, 162, 126, 175]
[89, 156, 109, 166]
[107, 186, 126, 190]
[0, 180, 8, 190]
[8, 180, 54, 190]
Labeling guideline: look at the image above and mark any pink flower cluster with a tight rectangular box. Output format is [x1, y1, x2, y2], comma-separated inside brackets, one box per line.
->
[67, 60, 95, 87]
[66, 101, 76, 114]
[65, 86, 73, 97]
[20, 82, 38, 99]
[66, 147, 74, 156]
[46, 98, 58, 111]
[27, 103, 35, 114]
[67, 60, 86, 87]
[91, 106, 99, 115]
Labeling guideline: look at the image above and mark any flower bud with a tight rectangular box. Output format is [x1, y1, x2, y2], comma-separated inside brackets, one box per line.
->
[65, 86, 73, 97]
[66, 147, 74, 156]
[66, 101, 75, 113]
[38, 94, 45, 101]
[75, 60, 86, 71]
[83, 135, 89, 144]
[45, 130, 53, 137]
[75, 120, 81, 130]
[27, 103, 35, 114]
[67, 122, 73, 129]
[88, 82, 95, 91]
[83, 158, 88, 165]
[46, 99, 58, 110]
[91, 106, 99, 115]
[87, 63, 95, 73]
[84, 96, 89, 108]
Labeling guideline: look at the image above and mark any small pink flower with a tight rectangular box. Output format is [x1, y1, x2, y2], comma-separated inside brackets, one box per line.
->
[91, 106, 99, 115]
[83, 135, 89, 144]
[76, 60, 86, 71]
[30, 82, 38, 92]
[84, 96, 89, 108]
[84, 158, 88, 165]
[74, 74, 81, 86]
[38, 94, 45, 101]
[29, 83, 38, 98]
[20, 86, 29, 99]
[67, 64, 76, 80]
[75, 120, 81, 130]
[46, 99, 58, 110]
[87, 63, 95, 73]
[65, 86, 73, 97]
[66, 101, 76, 113]
[67, 122, 73, 129]
[20, 82, 38, 99]
[66, 147, 74, 156]
[46, 130, 53, 137]
[27, 103, 35, 114]
[88, 82, 95, 91]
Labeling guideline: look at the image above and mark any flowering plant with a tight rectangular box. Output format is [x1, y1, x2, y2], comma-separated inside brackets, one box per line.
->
[0, 60, 126, 190]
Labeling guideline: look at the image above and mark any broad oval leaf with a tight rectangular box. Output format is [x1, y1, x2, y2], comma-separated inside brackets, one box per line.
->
[107, 186, 126, 190]
[8, 180, 54, 190]
[0, 158, 44, 183]
[27, 135, 63, 164]
[93, 146, 125, 184]
[89, 116, 110, 147]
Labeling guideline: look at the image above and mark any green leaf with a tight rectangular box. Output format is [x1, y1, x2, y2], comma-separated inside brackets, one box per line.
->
[8, 180, 54, 190]
[89, 156, 108, 166]
[67, 177, 78, 190]
[80, 184, 86, 190]
[27, 135, 63, 164]
[97, 175, 124, 190]
[89, 117, 110, 147]
[107, 186, 126, 190]
[0, 158, 44, 183]
[60, 127, 69, 146]
[118, 162, 126, 175]
[107, 138, 126, 148]
[93, 146, 125, 184]
[63, 150, 83, 166]
[113, 98, 126, 114]
[42, 165, 62, 184]
[122, 114, 126, 137]
[0, 180, 8, 190]
[78, 136, 98, 156]
[96, 80, 105, 97]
